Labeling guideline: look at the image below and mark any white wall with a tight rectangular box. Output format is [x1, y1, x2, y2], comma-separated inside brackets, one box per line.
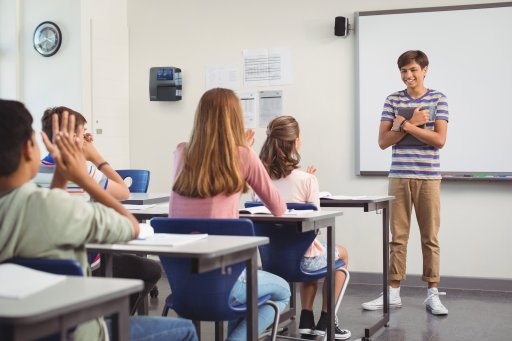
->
[19, 0, 81, 137]
[127, 0, 512, 280]
[0, 0, 18, 99]
[0, 0, 130, 167]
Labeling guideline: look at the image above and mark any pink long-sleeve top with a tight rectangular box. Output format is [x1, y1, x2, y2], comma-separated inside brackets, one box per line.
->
[169, 143, 286, 218]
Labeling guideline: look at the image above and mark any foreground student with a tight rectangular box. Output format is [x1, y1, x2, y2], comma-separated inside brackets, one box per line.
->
[34, 106, 161, 315]
[259, 115, 350, 340]
[169, 88, 290, 340]
[362, 50, 449, 315]
[0, 100, 197, 341]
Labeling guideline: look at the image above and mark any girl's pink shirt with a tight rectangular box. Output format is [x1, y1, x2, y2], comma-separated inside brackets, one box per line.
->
[169, 143, 286, 218]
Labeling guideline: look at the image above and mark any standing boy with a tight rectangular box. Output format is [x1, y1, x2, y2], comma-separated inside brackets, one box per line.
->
[0, 100, 197, 340]
[362, 50, 449, 315]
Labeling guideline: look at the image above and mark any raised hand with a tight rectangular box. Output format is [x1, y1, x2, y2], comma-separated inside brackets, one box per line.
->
[307, 165, 317, 174]
[41, 111, 87, 185]
[245, 128, 255, 147]
[41, 110, 75, 161]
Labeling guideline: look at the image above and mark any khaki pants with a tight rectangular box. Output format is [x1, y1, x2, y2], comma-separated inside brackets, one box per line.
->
[388, 178, 441, 283]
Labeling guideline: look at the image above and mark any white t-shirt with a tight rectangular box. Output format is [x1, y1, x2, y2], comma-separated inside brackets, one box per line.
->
[270, 169, 320, 208]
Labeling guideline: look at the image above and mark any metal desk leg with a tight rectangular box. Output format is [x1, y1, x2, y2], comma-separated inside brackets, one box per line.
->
[363, 204, 391, 340]
[326, 223, 335, 341]
[247, 251, 258, 341]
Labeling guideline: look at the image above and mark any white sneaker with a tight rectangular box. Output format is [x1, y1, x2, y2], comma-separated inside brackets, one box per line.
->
[424, 288, 448, 315]
[361, 286, 402, 310]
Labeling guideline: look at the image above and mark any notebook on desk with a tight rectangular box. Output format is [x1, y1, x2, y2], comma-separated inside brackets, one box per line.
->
[122, 193, 169, 205]
[395, 107, 428, 146]
[239, 206, 315, 215]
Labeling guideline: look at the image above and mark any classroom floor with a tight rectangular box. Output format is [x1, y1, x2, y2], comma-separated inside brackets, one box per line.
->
[146, 277, 512, 341]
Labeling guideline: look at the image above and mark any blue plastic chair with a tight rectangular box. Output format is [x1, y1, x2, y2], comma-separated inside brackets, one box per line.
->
[116, 169, 150, 193]
[150, 217, 280, 341]
[2, 257, 84, 276]
[245, 202, 350, 339]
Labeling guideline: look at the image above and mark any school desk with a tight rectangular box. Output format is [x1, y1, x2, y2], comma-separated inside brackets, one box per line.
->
[239, 210, 344, 341]
[320, 195, 394, 341]
[87, 234, 268, 341]
[121, 192, 170, 205]
[0, 276, 142, 341]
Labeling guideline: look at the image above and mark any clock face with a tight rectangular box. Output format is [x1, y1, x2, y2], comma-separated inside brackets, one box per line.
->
[33, 21, 62, 57]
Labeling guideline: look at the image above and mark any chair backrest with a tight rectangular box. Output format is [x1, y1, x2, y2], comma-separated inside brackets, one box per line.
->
[254, 223, 319, 282]
[116, 169, 150, 193]
[247, 202, 325, 282]
[150, 217, 255, 321]
[244, 201, 319, 211]
[2, 258, 84, 276]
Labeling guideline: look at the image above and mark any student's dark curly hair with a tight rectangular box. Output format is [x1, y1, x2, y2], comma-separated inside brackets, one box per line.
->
[0, 100, 34, 176]
[259, 115, 300, 180]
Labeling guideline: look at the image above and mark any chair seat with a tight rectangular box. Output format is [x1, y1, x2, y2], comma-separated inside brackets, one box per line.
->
[166, 293, 274, 319]
[300, 259, 346, 279]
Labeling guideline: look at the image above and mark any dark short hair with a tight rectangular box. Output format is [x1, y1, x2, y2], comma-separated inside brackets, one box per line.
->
[0, 99, 34, 176]
[41, 106, 87, 141]
[397, 50, 429, 69]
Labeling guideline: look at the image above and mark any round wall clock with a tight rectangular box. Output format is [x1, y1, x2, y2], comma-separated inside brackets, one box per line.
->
[33, 21, 62, 57]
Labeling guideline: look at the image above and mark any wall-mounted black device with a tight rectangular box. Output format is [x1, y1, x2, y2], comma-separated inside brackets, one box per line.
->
[335, 16, 350, 37]
[149, 67, 182, 101]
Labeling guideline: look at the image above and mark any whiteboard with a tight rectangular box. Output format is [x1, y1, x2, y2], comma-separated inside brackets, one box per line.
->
[356, 3, 512, 176]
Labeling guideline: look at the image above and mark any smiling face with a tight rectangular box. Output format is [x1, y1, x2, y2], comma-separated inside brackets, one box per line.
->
[400, 61, 428, 91]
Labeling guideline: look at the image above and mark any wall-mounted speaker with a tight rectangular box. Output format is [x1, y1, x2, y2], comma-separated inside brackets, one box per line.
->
[335, 16, 349, 37]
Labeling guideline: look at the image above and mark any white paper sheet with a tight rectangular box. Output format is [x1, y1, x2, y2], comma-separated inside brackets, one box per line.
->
[127, 233, 208, 246]
[319, 192, 381, 200]
[243, 48, 292, 86]
[239, 206, 315, 216]
[259, 90, 282, 128]
[205, 64, 239, 90]
[123, 204, 156, 210]
[236, 91, 256, 128]
[0, 264, 66, 299]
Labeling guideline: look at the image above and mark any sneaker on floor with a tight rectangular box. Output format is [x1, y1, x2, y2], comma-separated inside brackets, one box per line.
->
[298, 309, 316, 335]
[424, 288, 448, 315]
[361, 286, 402, 311]
[90, 253, 101, 271]
[313, 312, 351, 340]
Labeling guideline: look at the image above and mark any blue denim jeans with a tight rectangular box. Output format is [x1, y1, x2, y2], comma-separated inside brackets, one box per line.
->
[42, 316, 197, 341]
[227, 270, 290, 341]
[107, 316, 198, 341]
[301, 242, 340, 272]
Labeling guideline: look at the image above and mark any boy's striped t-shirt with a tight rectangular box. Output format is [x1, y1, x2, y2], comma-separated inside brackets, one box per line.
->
[381, 89, 449, 179]
[33, 154, 108, 199]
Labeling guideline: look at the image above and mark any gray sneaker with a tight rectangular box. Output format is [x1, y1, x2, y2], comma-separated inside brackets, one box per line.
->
[424, 288, 448, 315]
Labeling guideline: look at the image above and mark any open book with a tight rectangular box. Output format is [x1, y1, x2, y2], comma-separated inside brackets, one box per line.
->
[128, 233, 208, 246]
[0, 264, 66, 299]
[239, 206, 315, 215]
